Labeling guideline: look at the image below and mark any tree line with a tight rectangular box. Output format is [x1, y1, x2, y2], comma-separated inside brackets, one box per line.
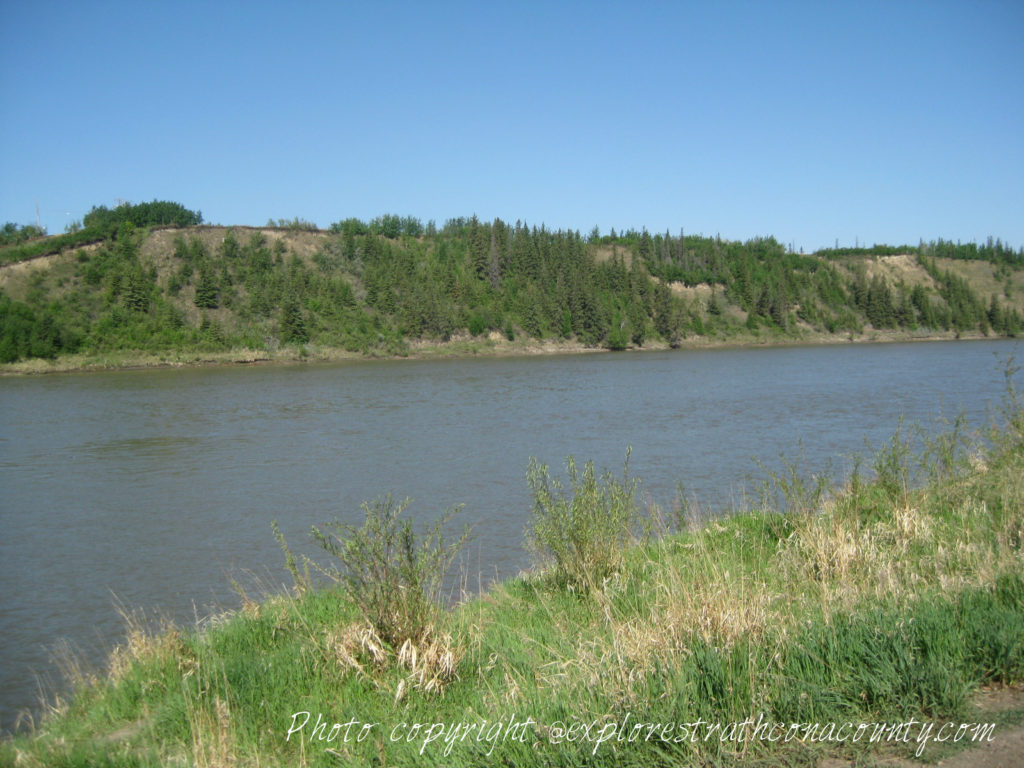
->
[1, 205, 1021, 364]
[0, 200, 203, 266]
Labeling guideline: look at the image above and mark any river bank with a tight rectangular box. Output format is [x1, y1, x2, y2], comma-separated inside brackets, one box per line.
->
[0, 326, 993, 375]
[3, 382, 1022, 766]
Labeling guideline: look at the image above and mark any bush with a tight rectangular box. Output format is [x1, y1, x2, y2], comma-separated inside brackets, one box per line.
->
[467, 311, 488, 336]
[1, 221, 45, 245]
[83, 200, 202, 234]
[525, 449, 647, 591]
[309, 496, 469, 647]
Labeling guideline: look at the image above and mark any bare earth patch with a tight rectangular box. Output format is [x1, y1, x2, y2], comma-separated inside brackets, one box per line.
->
[818, 685, 1024, 768]
[867, 253, 938, 290]
[668, 280, 714, 302]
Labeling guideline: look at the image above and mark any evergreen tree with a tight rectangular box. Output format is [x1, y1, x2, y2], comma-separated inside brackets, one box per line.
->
[122, 264, 151, 313]
[851, 269, 869, 310]
[866, 276, 895, 328]
[194, 266, 220, 309]
[769, 284, 788, 328]
[606, 314, 629, 350]
[894, 292, 914, 327]
[280, 295, 309, 344]
[199, 314, 226, 347]
[488, 228, 502, 289]
[469, 215, 488, 280]
[637, 229, 653, 262]
[987, 295, 1003, 331]
[627, 300, 646, 346]
[218, 230, 240, 261]
[911, 284, 936, 328]
[755, 287, 771, 318]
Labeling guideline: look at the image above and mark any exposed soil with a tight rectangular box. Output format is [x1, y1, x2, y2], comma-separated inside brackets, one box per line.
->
[818, 685, 1024, 768]
[867, 253, 938, 290]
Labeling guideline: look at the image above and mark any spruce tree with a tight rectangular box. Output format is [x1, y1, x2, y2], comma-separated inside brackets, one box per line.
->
[122, 265, 151, 313]
[469, 215, 488, 280]
[627, 300, 646, 346]
[988, 295, 1003, 331]
[194, 266, 219, 309]
[281, 296, 309, 344]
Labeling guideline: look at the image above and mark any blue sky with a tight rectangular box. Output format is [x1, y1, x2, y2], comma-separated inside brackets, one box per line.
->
[1, 0, 1021, 253]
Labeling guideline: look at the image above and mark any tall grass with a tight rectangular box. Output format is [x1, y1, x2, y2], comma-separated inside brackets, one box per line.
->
[525, 448, 651, 592]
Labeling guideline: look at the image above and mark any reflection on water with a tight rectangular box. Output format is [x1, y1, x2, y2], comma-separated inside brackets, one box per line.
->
[78, 435, 201, 460]
[0, 339, 1019, 732]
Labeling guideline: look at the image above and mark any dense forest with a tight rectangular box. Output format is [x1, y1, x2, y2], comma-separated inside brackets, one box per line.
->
[1, 201, 1022, 364]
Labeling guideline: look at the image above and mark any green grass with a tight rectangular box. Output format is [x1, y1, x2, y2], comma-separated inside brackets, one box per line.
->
[3, 399, 1023, 767]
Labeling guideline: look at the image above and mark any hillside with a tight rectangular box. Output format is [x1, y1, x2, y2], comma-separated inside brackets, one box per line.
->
[2, 208, 1023, 369]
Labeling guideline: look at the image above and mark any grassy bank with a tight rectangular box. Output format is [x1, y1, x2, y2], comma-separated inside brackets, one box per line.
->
[3, 394, 1023, 766]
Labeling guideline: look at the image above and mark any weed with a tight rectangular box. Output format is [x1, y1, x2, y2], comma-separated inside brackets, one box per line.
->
[758, 444, 833, 517]
[988, 353, 1024, 455]
[270, 519, 310, 593]
[918, 411, 971, 483]
[107, 606, 195, 685]
[666, 481, 708, 532]
[309, 495, 470, 647]
[526, 448, 648, 592]
[186, 693, 236, 768]
[872, 416, 914, 509]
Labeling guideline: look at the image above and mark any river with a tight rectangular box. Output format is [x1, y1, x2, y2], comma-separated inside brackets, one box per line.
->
[0, 339, 1019, 733]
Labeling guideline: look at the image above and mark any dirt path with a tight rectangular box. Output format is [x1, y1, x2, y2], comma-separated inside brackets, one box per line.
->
[931, 725, 1024, 768]
[820, 686, 1024, 768]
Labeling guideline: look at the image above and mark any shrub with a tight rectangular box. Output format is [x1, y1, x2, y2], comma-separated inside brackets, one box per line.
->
[525, 449, 646, 591]
[467, 311, 488, 336]
[83, 199, 202, 234]
[309, 496, 469, 647]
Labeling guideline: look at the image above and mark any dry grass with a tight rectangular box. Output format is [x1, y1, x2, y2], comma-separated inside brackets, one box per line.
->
[186, 695, 238, 768]
[529, 531, 779, 711]
[47, 638, 101, 716]
[395, 629, 462, 699]
[0, 247, 91, 303]
[108, 606, 197, 685]
[590, 245, 633, 265]
[325, 622, 389, 678]
[776, 458, 1024, 616]
[667, 280, 714, 303]
[139, 226, 330, 276]
[865, 253, 937, 289]
[326, 621, 462, 701]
